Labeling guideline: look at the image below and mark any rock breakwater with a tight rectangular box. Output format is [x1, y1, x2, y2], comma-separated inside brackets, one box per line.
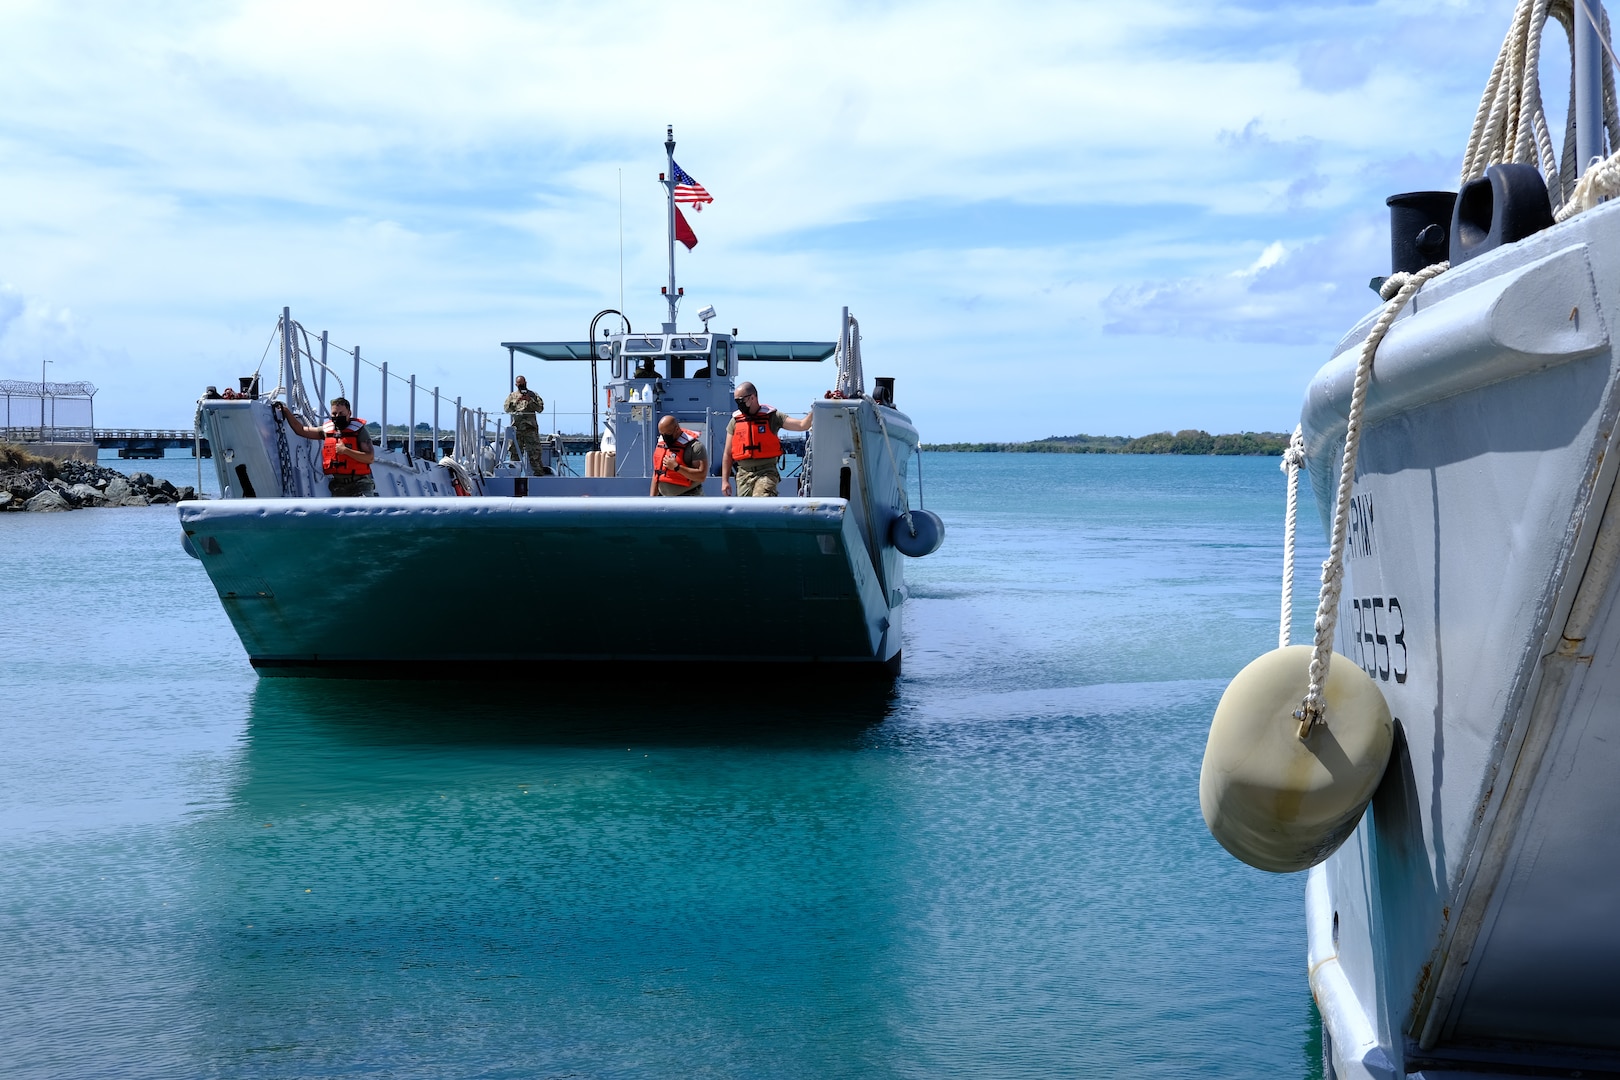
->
[1, 444, 199, 512]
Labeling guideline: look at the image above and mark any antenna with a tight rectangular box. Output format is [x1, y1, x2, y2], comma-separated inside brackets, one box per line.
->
[618, 168, 625, 318]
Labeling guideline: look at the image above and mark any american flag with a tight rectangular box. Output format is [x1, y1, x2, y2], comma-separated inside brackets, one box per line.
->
[671, 162, 713, 211]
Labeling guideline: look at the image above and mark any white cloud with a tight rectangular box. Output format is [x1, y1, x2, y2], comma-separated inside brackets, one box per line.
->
[0, 0, 1544, 436]
[1100, 219, 1387, 346]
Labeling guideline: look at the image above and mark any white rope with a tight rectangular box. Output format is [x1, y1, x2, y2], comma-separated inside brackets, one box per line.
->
[292, 322, 346, 413]
[870, 399, 915, 535]
[1297, 262, 1449, 738]
[834, 313, 864, 398]
[1558, 145, 1620, 217]
[1462, 0, 1620, 214]
[1284, 0, 1619, 734]
[1279, 425, 1306, 651]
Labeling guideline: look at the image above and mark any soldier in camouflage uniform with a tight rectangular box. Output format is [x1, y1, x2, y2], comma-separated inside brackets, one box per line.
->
[503, 375, 546, 474]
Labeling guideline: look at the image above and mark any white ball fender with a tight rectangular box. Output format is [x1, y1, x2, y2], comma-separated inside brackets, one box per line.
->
[1200, 644, 1393, 874]
[890, 509, 945, 557]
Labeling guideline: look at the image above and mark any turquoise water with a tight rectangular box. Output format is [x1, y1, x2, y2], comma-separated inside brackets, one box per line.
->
[2, 454, 1326, 1078]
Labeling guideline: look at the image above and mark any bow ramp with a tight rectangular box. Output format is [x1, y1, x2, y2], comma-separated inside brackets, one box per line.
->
[180, 496, 900, 673]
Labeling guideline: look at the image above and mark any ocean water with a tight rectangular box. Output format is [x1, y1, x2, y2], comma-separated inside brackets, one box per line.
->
[2, 453, 1327, 1079]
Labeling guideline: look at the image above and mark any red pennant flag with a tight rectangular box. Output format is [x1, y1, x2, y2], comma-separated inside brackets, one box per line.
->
[675, 206, 698, 250]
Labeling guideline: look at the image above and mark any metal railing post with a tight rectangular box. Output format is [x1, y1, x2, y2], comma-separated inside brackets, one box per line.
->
[408, 374, 416, 463]
[433, 387, 440, 460]
[381, 360, 389, 453]
[319, 331, 329, 418]
[281, 307, 292, 401]
[352, 346, 362, 418]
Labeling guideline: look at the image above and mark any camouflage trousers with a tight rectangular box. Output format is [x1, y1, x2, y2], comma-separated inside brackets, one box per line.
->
[735, 468, 780, 497]
[512, 428, 546, 474]
[328, 474, 377, 498]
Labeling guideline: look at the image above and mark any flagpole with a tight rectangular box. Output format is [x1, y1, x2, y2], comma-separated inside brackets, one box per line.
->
[664, 125, 678, 332]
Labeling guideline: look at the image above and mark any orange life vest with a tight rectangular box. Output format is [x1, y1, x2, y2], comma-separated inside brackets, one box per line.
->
[322, 417, 372, 477]
[730, 406, 781, 461]
[654, 429, 702, 487]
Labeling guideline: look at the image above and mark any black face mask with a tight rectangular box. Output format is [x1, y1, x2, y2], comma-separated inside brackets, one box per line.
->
[662, 432, 681, 449]
[735, 399, 752, 415]
[331, 415, 350, 427]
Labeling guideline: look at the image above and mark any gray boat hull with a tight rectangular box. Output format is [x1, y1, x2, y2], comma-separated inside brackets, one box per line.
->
[179, 496, 900, 673]
[1300, 203, 1620, 1076]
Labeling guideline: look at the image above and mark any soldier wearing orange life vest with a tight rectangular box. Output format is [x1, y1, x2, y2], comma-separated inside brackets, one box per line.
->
[650, 414, 707, 497]
[721, 382, 812, 497]
[274, 397, 378, 497]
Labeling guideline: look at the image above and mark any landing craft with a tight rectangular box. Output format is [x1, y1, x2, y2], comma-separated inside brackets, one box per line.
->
[181, 128, 943, 676]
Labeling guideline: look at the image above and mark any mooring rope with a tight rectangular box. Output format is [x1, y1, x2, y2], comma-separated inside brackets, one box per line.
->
[1279, 425, 1306, 651]
[870, 400, 916, 536]
[1297, 262, 1449, 738]
[1288, 0, 1620, 735]
[1463, 0, 1620, 215]
[834, 313, 864, 399]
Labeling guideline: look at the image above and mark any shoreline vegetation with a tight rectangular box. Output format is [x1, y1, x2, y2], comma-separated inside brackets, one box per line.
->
[921, 430, 1291, 455]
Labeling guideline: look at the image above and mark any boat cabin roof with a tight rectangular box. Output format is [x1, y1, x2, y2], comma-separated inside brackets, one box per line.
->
[503, 337, 836, 363]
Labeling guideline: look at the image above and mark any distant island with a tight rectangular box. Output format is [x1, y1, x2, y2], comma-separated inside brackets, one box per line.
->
[921, 430, 1291, 456]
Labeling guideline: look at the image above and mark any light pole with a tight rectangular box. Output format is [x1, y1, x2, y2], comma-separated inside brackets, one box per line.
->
[41, 359, 51, 439]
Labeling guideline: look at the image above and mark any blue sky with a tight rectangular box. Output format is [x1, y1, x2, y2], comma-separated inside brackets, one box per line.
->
[0, 0, 1564, 439]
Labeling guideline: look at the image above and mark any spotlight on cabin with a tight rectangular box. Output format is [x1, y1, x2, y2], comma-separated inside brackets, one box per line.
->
[698, 304, 717, 330]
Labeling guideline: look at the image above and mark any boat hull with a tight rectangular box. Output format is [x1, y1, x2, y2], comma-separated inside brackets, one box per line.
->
[1300, 204, 1620, 1076]
[179, 496, 900, 673]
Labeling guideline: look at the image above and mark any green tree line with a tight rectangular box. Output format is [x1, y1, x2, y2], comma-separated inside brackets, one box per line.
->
[921, 430, 1290, 456]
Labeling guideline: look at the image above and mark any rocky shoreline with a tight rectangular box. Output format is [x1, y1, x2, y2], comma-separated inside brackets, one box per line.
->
[1, 448, 200, 512]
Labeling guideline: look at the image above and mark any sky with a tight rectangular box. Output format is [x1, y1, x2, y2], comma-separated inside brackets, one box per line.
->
[0, 0, 1569, 440]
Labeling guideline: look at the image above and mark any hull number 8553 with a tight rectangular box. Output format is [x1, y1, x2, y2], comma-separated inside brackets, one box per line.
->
[1349, 596, 1407, 684]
